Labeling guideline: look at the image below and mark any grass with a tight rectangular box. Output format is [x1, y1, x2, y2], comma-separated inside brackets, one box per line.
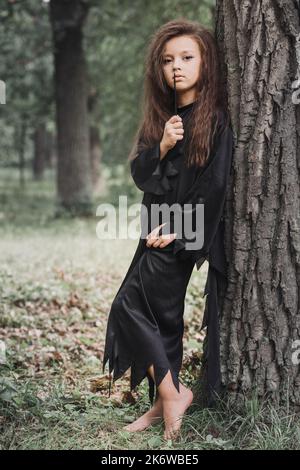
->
[1, 166, 300, 450]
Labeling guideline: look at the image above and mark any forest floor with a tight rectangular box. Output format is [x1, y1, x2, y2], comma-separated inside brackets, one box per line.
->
[1, 167, 300, 450]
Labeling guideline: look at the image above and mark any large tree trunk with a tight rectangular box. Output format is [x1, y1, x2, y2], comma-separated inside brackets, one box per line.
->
[207, 0, 300, 409]
[49, 0, 93, 215]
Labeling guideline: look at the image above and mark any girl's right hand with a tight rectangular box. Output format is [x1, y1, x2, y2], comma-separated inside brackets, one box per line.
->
[146, 223, 177, 249]
[160, 115, 184, 152]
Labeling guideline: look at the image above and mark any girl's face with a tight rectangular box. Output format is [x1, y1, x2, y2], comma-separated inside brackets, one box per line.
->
[162, 35, 201, 104]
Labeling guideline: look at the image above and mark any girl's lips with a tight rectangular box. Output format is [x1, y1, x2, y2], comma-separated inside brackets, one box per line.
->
[175, 76, 184, 81]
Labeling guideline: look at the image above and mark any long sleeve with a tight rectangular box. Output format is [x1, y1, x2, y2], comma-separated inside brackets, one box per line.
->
[130, 141, 179, 195]
[171, 123, 234, 270]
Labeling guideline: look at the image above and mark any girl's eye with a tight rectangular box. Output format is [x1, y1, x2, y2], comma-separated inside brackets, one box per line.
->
[163, 56, 193, 64]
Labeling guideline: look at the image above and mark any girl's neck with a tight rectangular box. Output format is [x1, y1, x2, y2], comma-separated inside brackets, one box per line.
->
[178, 100, 195, 109]
[177, 91, 198, 109]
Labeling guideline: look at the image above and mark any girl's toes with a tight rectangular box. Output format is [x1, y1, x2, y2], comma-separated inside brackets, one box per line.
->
[164, 428, 180, 441]
[123, 423, 135, 432]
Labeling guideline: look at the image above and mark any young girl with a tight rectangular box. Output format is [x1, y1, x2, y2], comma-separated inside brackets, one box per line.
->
[102, 18, 233, 441]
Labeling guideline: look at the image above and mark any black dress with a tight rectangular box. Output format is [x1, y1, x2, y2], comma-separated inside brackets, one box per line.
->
[102, 101, 234, 406]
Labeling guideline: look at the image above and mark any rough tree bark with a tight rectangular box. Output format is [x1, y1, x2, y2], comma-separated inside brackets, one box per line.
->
[49, 0, 93, 215]
[209, 0, 300, 409]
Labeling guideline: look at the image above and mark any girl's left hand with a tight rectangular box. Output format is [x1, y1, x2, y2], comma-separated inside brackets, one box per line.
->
[146, 223, 177, 248]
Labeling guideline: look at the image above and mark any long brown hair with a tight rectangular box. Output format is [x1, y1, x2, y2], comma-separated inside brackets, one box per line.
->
[128, 18, 229, 168]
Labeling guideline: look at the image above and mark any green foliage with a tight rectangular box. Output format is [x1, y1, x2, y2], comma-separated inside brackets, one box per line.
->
[0, 0, 53, 165]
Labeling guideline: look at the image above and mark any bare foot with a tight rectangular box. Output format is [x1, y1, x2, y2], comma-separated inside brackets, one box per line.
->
[123, 396, 163, 432]
[163, 384, 193, 441]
